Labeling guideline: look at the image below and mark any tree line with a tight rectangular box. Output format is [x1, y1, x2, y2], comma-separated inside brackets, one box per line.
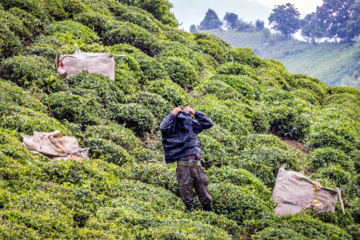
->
[192, 0, 360, 42]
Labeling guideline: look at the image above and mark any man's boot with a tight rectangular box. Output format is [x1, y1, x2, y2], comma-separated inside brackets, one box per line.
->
[203, 205, 213, 211]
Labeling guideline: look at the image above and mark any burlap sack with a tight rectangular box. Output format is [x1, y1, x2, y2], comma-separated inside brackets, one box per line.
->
[273, 166, 339, 215]
[22, 130, 89, 162]
[59, 48, 115, 80]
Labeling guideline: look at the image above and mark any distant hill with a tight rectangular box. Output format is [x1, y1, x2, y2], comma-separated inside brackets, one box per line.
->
[206, 29, 360, 89]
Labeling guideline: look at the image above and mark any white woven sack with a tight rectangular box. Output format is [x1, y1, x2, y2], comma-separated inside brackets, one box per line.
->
[273, 166, 340, 216]
[59, 48, 115, 80]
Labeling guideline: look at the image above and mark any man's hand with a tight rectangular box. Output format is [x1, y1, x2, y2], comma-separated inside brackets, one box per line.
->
[184, 106, 195, 115]
[172, 108, 182, 116]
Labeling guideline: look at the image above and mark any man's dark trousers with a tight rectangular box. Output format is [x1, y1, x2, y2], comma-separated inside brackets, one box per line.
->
[176, 163, 212, 211]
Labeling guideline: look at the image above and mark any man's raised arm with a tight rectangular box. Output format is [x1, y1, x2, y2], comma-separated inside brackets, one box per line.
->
[183, 106, 213, 134]
[160, 108, 182, 135]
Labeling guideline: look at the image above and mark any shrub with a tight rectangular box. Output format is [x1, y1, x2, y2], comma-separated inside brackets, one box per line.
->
[210, 183, 272, 224]
[44, 92, 107, 126]
[228, 47, 264, 68]
[245, 214, 351, 239]
[136, 56, 169, 82]
[43, 20, 99, 43]
[84, 123, 139, 151]
[193, 32, 231, 50]
[84, 138, 133, 166]
[264, 99, 311, 140]
[116, 11, 162, 33]
[197, 96, 253, 136]
[0, 79, 46, 113]
[145, 80, 192, 107]
[317, 165, 352, 186]
[125, 92, 172, 120]
[0, 55, 54, 87]
[202, 124, 240, 154]
[307, 147, 354, 171]
[210, 74, 260, 100]
[217, 62, 258, 79]
[109, 103, 155, 136]
[64, 72, 124, 106]
[195, 79, 241, 101]
[0, 106, 70, 136]
[238, 146, 302, 187]
[240, 134, 290, 150]
[74, 11, 114, 35]
[0, 22, 22, 58]
[207, 166, 271, 201]
[161, 57, 200, 89]
[103, 22, 161, 56]
[306, 108, 359, 153]
[346, 224, 360, 240]
[253, 227, 308, 240]
[193, 39, 228, 63]
[198, 135, 233, 168]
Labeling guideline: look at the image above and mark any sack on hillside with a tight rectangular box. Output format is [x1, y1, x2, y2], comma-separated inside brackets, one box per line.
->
[22, 130, 89, 162]
[58, 48, 115, 80]
[273, 166, 343, 216]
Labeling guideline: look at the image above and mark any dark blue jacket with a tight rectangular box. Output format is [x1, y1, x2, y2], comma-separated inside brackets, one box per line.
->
[160, 111, 213, 164]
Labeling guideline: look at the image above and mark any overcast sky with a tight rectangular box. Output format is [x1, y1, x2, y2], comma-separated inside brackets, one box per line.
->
[169, 0, 323, 32]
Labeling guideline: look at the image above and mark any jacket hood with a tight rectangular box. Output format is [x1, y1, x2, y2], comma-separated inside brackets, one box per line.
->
[176, 111, 192, 130]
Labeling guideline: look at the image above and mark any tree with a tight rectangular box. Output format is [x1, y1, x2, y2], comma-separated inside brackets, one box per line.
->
[199, 9, 222, 30]
[314, 0, 355, 39]
[344, 1, 360, 41]
[190, 24, 197, 34]
[255, 20, 264, 31]
[301, 13, 326, 40]
[268, 3, 301, 38]
[223, 12, 238, 30]
[235, 18, 254, 32]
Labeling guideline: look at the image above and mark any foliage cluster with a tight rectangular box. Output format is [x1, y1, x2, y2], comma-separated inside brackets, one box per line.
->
[0, 0, 359, 239]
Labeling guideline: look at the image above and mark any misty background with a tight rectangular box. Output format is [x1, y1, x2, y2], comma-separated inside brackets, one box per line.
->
[169, 0, 322, 32]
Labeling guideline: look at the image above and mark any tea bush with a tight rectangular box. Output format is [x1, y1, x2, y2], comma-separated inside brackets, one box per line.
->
[84, 138, 133, 166]
[103, 22, 161, 56]
[217, 62, 257, 79]
[125, 91, 172, 120]
[84, 123, 140, 151]
[1, 0, 360, 238]
[198, 134, 233, 168]
[207, 166, 271, 200]
[264, 98, 311, 140]
[43, 20, 99, 43]
[245, 214, 351, 239]
[196, 79, 242, 101]
[210, 74, 261, 100]
[145, 80, 192, 107]
[307, 147, 354, 171]
[210, 183, 272, 224]
[197, 96, 253, 136]
[64, 72, 124, 106]
[136, 56, 169, 82]
[194, 39, 228, 63]
[238, 146, 302, 187]
[44, 92, 107, 126]
[109, 103, 155, 135]
[317, 165, 352, 186]
[1, 55, 54, 87]
[228, 47, 264, 67]
[306, 109, 359, 153]
[162, 57, 200, 89]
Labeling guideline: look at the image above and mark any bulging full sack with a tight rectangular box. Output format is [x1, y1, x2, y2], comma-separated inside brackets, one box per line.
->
[273, 166, 343, 216]
[57, 48, 115, 80]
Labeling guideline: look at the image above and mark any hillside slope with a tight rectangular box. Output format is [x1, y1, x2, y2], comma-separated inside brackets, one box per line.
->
[0, 0, 360, 239]
[206, 29, 360, 89]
